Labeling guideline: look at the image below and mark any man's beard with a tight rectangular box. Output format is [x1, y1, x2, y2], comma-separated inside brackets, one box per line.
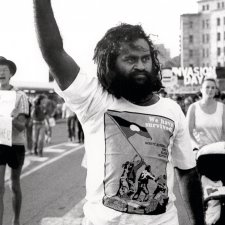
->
[109, 69, 162, 103]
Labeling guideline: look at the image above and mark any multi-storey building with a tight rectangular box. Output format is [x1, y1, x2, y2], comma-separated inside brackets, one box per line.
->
[181, 0, 225, 68]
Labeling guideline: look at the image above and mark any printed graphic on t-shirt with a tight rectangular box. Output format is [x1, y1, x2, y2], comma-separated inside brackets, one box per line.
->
[103, 110, 175, 215]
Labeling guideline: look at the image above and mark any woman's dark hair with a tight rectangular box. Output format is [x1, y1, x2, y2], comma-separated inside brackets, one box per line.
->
[93, 23, 162, 96]
[34, 94, 47, 106]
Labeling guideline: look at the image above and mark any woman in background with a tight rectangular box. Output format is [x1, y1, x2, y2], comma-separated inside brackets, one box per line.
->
[186, 78, 225, 149]
[186, 77, 225, 225]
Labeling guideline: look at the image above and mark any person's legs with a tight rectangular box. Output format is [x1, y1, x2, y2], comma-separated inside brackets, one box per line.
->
[25, 120, 33, 154]
[32, 124, 39, 155]
[10, 166, 23, 225]
[0, 165, 6, 225]
[67, 117, 72, 141]
[78, 121, 84, 143]
[46, 126, 52, 144]
[71, 117, 76, 141]
[70, 118, 74, 141]
[37, 124, 46, 157]
[9, 146, 25, 225]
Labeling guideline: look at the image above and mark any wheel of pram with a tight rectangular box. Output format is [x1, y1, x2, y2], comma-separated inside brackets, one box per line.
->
[196, 154, 225, 184]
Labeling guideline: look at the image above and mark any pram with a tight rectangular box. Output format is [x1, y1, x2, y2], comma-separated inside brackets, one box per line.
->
[196, 142, 225, 225]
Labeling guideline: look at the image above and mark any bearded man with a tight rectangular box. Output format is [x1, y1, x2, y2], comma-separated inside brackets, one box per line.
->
[33, 1, 204, 224]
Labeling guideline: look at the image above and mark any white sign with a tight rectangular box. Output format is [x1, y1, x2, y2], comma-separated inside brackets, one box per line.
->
[172, 67, 217, 86]
[0, 91, 16, 116]
[0, 117, 12, 146]
[0, 91, 16, 146]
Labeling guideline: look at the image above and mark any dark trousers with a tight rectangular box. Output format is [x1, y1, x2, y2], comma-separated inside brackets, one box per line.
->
[67, 116, 76, 140]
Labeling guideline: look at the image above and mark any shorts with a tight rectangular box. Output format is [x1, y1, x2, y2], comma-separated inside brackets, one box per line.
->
[0, 145, 25, 169]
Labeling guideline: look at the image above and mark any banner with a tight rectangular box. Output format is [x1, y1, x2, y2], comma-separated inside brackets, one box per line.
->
[0, 90, 16, 116]
[161, 67, 218, 94]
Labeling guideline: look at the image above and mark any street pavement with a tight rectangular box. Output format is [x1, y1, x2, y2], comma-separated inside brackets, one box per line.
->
[4, 119, 191, 225]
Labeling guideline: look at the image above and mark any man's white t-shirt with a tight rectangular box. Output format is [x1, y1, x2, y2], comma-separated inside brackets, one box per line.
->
[55, 69, 196, 225]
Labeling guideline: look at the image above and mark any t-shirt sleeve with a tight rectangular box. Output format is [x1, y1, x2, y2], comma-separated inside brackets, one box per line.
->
[54, 69, 113, 123]
[171, 105, 196, 169]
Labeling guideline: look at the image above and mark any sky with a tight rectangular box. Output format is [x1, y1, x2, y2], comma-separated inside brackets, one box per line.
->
[0, 0, 198, 83]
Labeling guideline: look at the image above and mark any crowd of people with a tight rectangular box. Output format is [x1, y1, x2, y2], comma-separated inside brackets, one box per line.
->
[1, 1, 225, 224]
[24, 94, 84, 157]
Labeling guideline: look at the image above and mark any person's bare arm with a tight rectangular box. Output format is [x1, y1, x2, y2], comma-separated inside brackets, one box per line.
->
[222, 104, 225, 140]
[12, 114, 27, 132]
[186, 104, 199, 148]
[33, 0, 79, 90]
[175, 167, 205, 225]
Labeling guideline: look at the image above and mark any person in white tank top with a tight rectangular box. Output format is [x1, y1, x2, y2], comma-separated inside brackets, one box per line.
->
[186, 78, 225, 149]
[186, 77, 225, 225]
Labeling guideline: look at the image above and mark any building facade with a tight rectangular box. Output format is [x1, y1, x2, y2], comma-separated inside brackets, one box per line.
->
[181, 0, 225, 68]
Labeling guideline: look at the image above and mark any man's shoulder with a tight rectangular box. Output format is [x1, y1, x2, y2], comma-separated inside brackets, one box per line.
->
[159, 97, 180, 107]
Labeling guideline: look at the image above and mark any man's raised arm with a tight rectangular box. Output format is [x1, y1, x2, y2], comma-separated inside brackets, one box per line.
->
[33, 0, 79, 90]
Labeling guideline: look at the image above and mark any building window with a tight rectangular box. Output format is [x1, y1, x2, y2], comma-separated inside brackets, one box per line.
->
[217, 32, 221, 41]
[224, 17, 225, 25]
[217, 62, 221, 67]
[207, 4, 209, 10]
[202, 5, 205, 11]
[202, 34, 205, 43]
[206, 48, 209, 57]
[189, 21, 193, 28]
[217, 18, 221, 26]
[202, 20, 205, 29]
[202, 49, 205, 58]
[222, 2, 225, 8]
[189, 49, 193, 58]
[206, 34, 210, 42]
[218, 2, 221, 9]
[206, 19, 209, 28]
[189, 35, 193, 43]
[217, 47, 221, 56]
